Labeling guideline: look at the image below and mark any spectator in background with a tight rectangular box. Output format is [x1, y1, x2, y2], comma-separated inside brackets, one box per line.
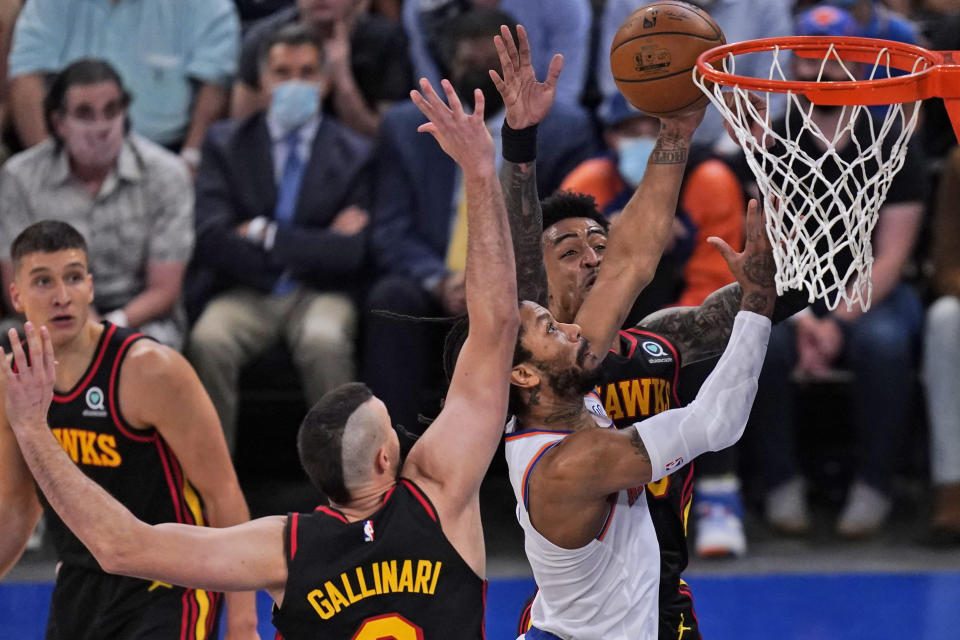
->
[403, 0, 591, 106]
[7, 0, 238, 172]
[233, 0, 295, 30]
[188, 25, 372, 454]
[0, 0, 21, 160]
[232, 0, 413, 138]
[364, 9, 596, 431]
[0, 60, 194, 350]
[561, 91, 748, 557]
[748, 6, 927, 539]
[598, 0, 793, 152]
[924, 146, 960, 543]
[826, 0, 919, 42]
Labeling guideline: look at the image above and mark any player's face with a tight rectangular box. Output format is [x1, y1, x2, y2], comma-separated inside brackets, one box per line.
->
[10, 250, 94, 346]
[516, 302, 601, 400]
[542, 218, 607, 322]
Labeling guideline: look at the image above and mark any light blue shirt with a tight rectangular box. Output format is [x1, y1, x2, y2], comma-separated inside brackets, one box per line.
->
[403, 0, 592, 106]
[599, 0, 793, 149]
[10, 0, 239, 146]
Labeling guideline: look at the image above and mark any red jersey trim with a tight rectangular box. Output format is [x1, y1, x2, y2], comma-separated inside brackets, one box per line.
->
[625, 329, 682, 406]
[52, 324, 116, 403]
[314, 506, 349, 524]
[400, 478, 438, 523]
[482, 580, 489, 639]
[108, 333, 155, 443]
[617, 329, 639, 358]
[289, 513, 299, 560]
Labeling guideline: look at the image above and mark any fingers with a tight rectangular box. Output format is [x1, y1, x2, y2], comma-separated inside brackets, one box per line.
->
[493, 31, 516, 80]
[41, 325, 56, 381]
[501, 24, 521, 74]
[516, 24, 532, 70]
[472, 88, 485, 120]
[706, 236, 735, 265]
[489, 69, 507, 97]
[9, 325, 28, 378]
[439, 78, 463, 115]
[545, 53, 564, 89]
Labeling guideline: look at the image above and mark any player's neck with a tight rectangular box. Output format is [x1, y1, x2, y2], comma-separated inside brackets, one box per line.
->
[53, 320, 105, 389]
[332, 478, 398, 523]
[521, 391, 596, 432]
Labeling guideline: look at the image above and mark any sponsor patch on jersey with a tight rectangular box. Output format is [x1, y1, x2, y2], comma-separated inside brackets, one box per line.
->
[83, 386, 108, 418]
[641, 341, 672, 364]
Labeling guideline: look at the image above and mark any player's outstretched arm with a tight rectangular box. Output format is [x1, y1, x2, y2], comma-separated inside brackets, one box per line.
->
[574, 109, 703, 360]
[492, 24, 561, 307]
[121, 340, 260, 637]
[400, 78, 518, 561]
[0, 376, 43, 579]
[2, 324, 288, 601]
[542, 202, 778, 498]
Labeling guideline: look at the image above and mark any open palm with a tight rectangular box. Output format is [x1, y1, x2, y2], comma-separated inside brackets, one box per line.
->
[491, 24, 564, 130]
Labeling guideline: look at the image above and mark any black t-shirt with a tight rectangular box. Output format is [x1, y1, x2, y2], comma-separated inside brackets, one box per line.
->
[239, 9, 413, 106]
[768, 108, 926, 312]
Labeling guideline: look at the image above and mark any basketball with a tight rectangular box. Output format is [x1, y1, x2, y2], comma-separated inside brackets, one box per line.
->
[610, 1, 725, 117]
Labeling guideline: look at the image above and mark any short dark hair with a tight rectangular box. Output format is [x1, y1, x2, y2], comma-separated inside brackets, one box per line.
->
[44, 59, 130, 145]
[541, 191, 610, 234]
[297, 382, 373, 503]
[258, 23, 325, 72]
[438, 7, 518, 66]
[11, 221, 88, 271]
[441, 305, 531, 417]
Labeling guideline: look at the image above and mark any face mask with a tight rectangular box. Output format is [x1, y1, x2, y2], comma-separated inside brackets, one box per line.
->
[616, 136, 657, 188]
[269, 81, 321, 132]
[62, 115, 125, 169]
[452, 69, 504, 118]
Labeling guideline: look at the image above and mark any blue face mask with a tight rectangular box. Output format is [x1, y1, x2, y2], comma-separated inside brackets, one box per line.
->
[269, 81, 320, 132]
[616, 136, 657, 188]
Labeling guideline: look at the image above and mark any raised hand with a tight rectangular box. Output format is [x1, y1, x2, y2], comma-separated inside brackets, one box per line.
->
[490, 24, 563, 130]
[3, 322, 56, 433]
[707, 199, 777, 317]
[411, 77, 494, 173]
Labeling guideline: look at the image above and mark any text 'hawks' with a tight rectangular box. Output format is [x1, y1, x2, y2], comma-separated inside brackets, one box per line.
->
[596, 377, 672, 421]
[52, 428, 121, 467]
[307, 559, 442, 619]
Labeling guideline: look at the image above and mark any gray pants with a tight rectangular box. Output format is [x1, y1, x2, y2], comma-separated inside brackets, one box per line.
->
[924, 296, 960, 485]
[188, 287, 357, 452]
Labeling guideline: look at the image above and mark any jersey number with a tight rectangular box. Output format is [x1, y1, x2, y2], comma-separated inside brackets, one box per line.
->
[351, 613, 424, 640]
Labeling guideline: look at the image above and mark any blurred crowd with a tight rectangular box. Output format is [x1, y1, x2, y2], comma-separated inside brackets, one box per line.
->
[3, 0, 960, 560]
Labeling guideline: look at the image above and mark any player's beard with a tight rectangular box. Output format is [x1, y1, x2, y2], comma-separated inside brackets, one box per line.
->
[540, 340, 602, 399]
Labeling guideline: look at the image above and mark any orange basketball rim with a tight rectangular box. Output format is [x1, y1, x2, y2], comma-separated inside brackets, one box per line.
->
[695, 36, 960, 141]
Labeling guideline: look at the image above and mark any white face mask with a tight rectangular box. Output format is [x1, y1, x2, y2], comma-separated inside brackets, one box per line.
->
[62, 115, 125, 169]
[269, 81, 322, 133]
[616, 136, 658, 188]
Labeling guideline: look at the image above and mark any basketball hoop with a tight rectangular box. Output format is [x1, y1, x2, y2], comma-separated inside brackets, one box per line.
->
[693, 36, 960, 311]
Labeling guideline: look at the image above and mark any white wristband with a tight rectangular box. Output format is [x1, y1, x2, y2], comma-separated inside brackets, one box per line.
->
[105, 309, 129, 328]
[245, 216, 268, 244]
[636, 311, 771, 481]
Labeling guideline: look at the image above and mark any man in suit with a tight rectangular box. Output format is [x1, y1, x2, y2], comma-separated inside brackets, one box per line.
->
[363, 8, 597, 431]
[189, 23, 372, 453]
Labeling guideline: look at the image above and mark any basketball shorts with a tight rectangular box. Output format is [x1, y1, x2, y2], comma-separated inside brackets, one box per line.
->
[45, 564, 223, 640]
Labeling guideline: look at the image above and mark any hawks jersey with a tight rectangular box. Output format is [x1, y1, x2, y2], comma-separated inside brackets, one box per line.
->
[273, 479, 486, 640]
[505, 402, 661, 640]
[40, 322, 210, 569]
[596, 328, 699, 639]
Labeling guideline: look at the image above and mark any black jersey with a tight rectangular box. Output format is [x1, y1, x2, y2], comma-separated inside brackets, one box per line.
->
[596, 327, 699, 639]
[273, 478, 486, 639]
[41, 322, 209, 569]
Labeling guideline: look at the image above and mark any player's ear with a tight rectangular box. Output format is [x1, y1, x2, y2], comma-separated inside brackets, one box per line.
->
[9, 281, 23, 314]
[510, 363, 540, 389]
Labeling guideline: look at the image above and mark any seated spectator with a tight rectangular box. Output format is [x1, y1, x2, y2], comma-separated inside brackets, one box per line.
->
[925, 145, 960, 542]
[188, 24, 372, 454]
[0, 59, 194, 350]
[826, 0, 919, 42]
[7, 0, 238, 167]
[403, 0, 591, 106]
[232, 0, 413, 138]
[233, 0, 295, 30]
[561, 91, 747, 557]
[748, 8, 927, 539]
[597, 0, 793, 151]
[364, 8, 596, 431]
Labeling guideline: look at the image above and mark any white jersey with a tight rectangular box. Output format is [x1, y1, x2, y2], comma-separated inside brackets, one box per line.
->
[505, 393, 660, 640]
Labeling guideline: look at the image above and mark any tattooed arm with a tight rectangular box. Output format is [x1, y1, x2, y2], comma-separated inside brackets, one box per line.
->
[501, 156, 548, 305]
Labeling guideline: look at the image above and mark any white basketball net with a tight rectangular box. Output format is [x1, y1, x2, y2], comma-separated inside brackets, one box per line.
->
[694, 45, 926, 311]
